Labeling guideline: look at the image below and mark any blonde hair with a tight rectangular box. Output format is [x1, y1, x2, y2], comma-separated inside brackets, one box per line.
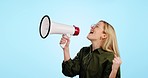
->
[99, 20, 120, 57]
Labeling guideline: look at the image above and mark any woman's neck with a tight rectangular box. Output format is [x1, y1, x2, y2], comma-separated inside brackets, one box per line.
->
[91, 41, 102, 51]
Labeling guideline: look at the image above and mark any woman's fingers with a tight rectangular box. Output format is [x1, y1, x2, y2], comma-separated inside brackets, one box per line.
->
[60, 37, 67, 44]
[59, 34, 70, 48]
[113, 56, 122, 65]
[112, 56, 122, 71]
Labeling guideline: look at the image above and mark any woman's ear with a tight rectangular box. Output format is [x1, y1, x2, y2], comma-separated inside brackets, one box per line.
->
[102, 33, 107, 39]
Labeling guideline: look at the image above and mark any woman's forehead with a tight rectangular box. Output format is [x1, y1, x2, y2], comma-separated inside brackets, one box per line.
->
[97, 22, 104, 26]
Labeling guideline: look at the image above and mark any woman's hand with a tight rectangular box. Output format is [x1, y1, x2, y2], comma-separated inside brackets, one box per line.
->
[59, 34, 70, 50]
[109, 55, 122, 78]
[112, 55, 122, 71]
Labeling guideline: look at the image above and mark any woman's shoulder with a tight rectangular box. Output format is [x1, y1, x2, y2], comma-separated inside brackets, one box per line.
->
[78, 46, 91, 56]
[101, 49, 114, 61]
[81, 45, 91, 52]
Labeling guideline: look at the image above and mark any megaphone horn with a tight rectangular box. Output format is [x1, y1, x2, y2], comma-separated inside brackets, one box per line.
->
[39, 15, 80, 39]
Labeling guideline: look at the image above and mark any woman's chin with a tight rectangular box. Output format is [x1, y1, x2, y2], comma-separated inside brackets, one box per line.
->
[87, 35, 93, 40]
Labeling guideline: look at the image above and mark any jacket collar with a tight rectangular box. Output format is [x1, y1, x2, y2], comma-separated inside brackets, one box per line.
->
[89, 45, 105, 54]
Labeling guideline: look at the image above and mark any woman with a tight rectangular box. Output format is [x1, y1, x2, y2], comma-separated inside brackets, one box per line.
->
[60, 20, 121, 78]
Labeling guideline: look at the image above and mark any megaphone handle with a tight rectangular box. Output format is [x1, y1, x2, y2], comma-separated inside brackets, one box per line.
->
[60, 34, 71, 48]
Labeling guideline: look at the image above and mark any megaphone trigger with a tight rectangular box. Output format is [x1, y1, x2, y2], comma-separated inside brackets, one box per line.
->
[63, 34, 71, 38]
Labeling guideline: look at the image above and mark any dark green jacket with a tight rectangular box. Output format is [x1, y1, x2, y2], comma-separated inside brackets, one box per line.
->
[62, 45, 120, 78]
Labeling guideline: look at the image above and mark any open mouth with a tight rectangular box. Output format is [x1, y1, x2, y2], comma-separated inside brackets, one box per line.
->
[89, 31, 94, 34]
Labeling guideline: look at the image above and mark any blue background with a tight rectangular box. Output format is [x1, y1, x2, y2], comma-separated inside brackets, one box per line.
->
[0, 0, 148, 78]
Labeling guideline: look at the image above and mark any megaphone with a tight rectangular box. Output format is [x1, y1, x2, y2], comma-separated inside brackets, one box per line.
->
[39, 15, 80, 47]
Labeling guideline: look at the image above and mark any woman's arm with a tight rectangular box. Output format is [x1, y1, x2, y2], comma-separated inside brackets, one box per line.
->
[60, 34, 71, 61]
[60, 35, 81, 77]
[109, 55, 122, 78]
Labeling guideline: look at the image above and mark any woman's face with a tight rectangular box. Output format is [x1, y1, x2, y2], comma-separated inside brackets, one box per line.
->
[87, 22, 105, 41]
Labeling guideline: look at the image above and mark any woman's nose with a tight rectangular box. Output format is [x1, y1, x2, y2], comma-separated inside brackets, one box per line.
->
[91, 24, 96, 29]
[91, 26, 95, 29]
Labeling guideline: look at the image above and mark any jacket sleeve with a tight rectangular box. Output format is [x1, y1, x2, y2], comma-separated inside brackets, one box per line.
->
[62, 49, 82, 77]
[116, 67, 121, 78]
[102, 60, 113, 78]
